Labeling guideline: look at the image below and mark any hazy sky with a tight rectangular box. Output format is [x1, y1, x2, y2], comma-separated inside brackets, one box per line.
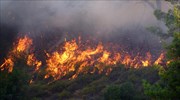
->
[0, 0, 171, 34]
[0, 0, 173, 57]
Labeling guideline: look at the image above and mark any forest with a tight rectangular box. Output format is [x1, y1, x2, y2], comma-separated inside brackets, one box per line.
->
[0, 0, 179, 100]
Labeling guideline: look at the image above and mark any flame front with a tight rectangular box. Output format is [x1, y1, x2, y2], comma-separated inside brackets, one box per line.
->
[0, 35, 166, 81]
[45, 39, 166, 79]
[0, 36, 41, 73]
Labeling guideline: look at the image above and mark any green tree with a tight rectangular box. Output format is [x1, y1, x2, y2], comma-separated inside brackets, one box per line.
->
[0, 58, 30, 100]
[143, 1, 180, 99]
[147, 1, 179, 40]
[104, 82, 135, 100]
[0, 69, 29, 100]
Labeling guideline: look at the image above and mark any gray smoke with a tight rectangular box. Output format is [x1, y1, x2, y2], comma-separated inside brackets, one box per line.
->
[0, 0, 172, 54]
[0, 1, 171, 33]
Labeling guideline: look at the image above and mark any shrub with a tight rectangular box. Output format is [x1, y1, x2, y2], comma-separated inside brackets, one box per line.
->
[104, 82, 135, 100]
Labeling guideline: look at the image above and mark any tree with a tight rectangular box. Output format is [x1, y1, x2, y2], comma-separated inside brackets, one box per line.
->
[147, 1, 179, 40]
[104, 82, 135, 100]
[0, 58, 30, 100]
[143, 1, 180, 99]
[0, 69, 29, 100]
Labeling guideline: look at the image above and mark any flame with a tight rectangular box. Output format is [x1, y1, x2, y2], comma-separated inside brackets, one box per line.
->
[98, 51, 110, 63]
[141, 52, 151, 67]
[45, 39, 166, 80]
[0, 58, 14, 72]
[16, 36, 32, 52]
[0, 35, 167, 81]
[0, 36, 41, 73]
[166, 60, 173, 65]
[154, 53, 164, 65]
[142, 61, 149, 67]
[29, 79, 33, 84]
[27, 54, 42, 71]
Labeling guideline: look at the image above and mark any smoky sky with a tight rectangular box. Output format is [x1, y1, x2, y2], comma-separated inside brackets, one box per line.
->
[0, 1, 171, 34]
[0, 0, 172, 59]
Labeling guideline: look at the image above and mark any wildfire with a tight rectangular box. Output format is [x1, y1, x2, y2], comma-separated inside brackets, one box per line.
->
[0, 36, 41, 73]
[0, 35, 167, 81]
[154, 53, 165, 65]
[45, 38, 166, 80]
[0, 58, 14, 72]
[27, 54, 42, 71]
[16, 36, 32, 52]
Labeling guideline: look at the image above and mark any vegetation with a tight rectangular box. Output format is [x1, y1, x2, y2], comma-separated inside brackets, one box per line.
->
[104, 82, 136, 100]
[29, 66, 160, 100]
[143, 1, 180, 99]
[0, 1, 179, 100]
[0, 64, 159, 100]
[0, 59, 30, 100]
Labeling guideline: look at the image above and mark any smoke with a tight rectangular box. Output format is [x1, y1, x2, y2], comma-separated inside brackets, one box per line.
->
[0, 0, 172, 57]
[0, 1, 171, 33]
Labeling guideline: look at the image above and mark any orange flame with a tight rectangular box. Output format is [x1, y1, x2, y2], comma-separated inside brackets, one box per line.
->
[0, 35, 167, 81]
[27, 54, 42, 71]
[16, 36, 32, 52]
[141, 52, 151, 67]
[154, 53, 164, 65]
[0, 36, 37, 72]
[0, 58, 14, 72]
[45, 39, 166, 80]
